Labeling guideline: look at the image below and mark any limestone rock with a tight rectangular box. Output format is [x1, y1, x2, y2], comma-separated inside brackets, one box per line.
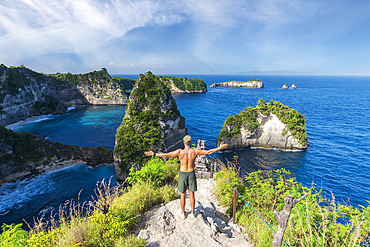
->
[291, 84, 297, 89]
[282, 84, 288, 89]
[218, 99, 309, 150]
[114, 72, 188, 182]
[53, 103, 67, 114]
[211, 80, 264, 88]
[134, 179, 252, 247]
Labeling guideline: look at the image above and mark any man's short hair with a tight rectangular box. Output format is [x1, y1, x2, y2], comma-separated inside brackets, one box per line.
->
[183, 135, 192, 145]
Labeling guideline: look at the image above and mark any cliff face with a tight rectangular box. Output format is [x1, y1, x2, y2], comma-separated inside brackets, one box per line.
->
[217, 99, 309, 150]
[210, 80, 264, 88]
[51, 68, 127, 105]
[0, 66, 127, 125]
[0, 126, 113, 184]
[114, 72, 188, 182]
[158, 75, 207, 94]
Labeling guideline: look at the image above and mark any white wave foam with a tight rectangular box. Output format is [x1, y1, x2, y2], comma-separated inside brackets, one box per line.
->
[6, 115, 53, 130]
[38, 206, 54, 215]
[67, 106, 76, 111]
[250, 147, 303, 152]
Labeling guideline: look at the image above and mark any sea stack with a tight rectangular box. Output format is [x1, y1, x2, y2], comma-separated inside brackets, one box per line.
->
[114, 71, 188, 182]
[217, 99, 309, 150]
[282, 84, 289, 89]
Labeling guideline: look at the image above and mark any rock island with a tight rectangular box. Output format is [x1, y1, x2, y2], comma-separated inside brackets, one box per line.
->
[210, 79, 264, 88]
[217, 99, 309, 150]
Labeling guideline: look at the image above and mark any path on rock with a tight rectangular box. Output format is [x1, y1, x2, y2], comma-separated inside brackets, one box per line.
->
[135, 179, 252, 247]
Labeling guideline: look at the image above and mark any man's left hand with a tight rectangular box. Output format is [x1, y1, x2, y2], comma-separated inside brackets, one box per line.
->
[144, 150, 154, 156]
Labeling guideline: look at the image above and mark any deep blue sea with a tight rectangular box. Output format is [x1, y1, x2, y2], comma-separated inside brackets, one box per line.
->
[1, 75, 370, 227]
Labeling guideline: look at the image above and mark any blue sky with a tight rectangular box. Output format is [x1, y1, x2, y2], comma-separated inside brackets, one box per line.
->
[1, 0, 370, 75]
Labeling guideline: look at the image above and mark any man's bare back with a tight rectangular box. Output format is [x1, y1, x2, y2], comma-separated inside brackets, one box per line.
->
[144, 135, 228, 217]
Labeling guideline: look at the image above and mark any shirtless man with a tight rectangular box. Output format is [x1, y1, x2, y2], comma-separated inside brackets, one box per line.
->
[144, 135, 228, 218]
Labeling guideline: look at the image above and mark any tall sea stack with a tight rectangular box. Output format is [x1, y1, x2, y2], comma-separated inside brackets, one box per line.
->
[114, 72, 188, 182]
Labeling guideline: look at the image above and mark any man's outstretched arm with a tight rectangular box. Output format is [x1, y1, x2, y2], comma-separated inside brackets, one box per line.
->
[144, 149, 180, 158]
[197, 142, 228, 156]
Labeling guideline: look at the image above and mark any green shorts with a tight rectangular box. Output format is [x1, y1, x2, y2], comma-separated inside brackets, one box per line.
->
[178, 171, 197, 193]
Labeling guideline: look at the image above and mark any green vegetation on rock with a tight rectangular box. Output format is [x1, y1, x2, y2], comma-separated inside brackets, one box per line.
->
[48, 68, 111, 86]
[114, 72, 184, 173]
[33, 95, 61, 114]
[218, 99, 308, 146]
[112, 77, 136, 91]
[157, 75, 207, 92]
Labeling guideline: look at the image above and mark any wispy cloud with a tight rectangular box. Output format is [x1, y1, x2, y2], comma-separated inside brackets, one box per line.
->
[0, 0, 369, 74]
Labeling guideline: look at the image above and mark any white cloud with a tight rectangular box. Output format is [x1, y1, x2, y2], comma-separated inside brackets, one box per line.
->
[0, 0, 369, 74]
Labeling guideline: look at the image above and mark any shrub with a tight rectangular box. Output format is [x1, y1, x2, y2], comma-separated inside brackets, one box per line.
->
[215, 165, 370, 246]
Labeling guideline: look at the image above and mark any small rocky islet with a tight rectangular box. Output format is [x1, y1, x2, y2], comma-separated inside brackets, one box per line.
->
[210, 79, 264, 88]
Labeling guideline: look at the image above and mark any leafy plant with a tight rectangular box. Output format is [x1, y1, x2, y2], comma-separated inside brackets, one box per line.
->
[215, 165, 370, 246]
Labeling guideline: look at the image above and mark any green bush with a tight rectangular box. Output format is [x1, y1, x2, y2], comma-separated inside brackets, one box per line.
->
[126, 157, 181, 186]
[215, 166, 370, 246]
[0, 223, 29, 247]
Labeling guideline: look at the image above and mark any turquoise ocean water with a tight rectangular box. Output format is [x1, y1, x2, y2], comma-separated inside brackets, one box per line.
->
[1, 75, 370, 227]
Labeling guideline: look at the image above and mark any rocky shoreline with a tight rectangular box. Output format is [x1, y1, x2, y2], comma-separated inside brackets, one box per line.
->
[0, 125, 114, 184]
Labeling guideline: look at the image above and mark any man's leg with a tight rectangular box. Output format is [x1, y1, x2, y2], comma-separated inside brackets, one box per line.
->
[180, 191, 186, 214]
[189, 191, 195, 214]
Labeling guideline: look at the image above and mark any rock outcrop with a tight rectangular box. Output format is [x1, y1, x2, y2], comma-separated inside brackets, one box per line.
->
[282, 84, 288, 89]
[211, 80, 264, 88]
[135, 179, 252, 247]
[158, 75, 207, 94]
[0, 126, 113, 184]
[217, 99, 309, 150]
[0, 65, 128, 125]
[114, 72, 188, 182]
[291, 84, 297, 89]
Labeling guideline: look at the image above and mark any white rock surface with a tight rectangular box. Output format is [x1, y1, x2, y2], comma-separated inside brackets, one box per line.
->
[135, 179, 252, 247]
[211, 80, 264, 88]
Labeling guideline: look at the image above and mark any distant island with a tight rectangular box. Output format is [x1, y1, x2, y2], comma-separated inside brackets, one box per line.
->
[158, 75, 207, 94]
[210, 79, 264, 88]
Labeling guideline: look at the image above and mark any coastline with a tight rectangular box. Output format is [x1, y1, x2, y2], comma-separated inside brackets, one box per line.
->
[0, 159, 88, 185]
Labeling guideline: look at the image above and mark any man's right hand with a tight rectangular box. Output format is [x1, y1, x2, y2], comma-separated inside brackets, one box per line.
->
[219, 142, 228, 149]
